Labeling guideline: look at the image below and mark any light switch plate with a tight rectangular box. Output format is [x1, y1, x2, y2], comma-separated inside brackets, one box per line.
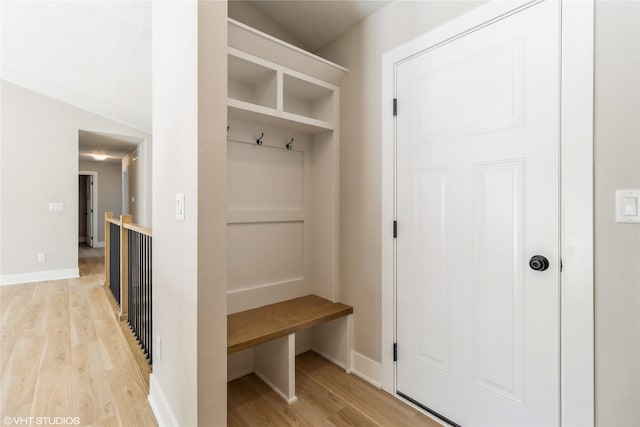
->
[615, 190, 640, 223]
[49, 202, 64, 211]
[176, 193, 185, 221]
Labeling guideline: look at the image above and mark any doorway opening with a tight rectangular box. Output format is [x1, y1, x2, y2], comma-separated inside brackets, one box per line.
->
[78, 171, 98, 257]
[77, 129, 145, 266]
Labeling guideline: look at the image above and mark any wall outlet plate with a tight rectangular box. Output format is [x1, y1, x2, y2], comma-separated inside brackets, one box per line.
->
[49, 202, 64, 211]
[176, 193, 185, 221]
[157, 336, 163, 361]
[615, 189, 640, 223]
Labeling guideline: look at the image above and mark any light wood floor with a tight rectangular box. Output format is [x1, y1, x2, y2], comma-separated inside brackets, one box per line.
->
[228, 351, 441, 427]
[0, 247, 157, 427]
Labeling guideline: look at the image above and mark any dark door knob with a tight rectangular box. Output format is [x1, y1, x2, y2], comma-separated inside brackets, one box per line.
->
[529, 255, 550, 271]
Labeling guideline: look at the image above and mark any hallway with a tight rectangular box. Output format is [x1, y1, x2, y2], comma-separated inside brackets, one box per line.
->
[0, 249, 157, 426]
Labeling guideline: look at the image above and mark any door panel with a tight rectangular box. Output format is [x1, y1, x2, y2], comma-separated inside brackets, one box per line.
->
[414, 168, 449, 372]
[473, 161, 525, 404]
[396, 2, 560, 426]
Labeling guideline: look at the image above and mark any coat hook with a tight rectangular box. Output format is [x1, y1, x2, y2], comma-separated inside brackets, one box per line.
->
[286, 138, 294, 151]
[256, 133, 264, 145]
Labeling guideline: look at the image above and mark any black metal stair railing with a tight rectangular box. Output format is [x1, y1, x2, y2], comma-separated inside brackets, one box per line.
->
[127, 229, 153, 365]
[109, 222, 121, 305]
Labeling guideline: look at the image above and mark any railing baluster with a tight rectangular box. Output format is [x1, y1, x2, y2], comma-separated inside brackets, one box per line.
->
[109, 222, 121, 305]
[104, 215, 152, 366]
[143, 234, 147, 356]
[149, 234, 153, 364]
[138, 232, 142, 345]
[117, 226, 153, 365]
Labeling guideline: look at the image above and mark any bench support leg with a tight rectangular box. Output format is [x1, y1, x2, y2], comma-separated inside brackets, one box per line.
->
[312, 314, 353, 373]
[254, 333, 297, 404]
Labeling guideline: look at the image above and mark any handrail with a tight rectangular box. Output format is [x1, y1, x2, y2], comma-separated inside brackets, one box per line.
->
[104, 211, 153, 366]
[123, 222, 152, 237]
[105, 217, 152, 237]
[106, 217, 122, 226]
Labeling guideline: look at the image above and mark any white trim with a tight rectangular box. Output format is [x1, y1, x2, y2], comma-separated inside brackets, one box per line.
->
[559, 1, 595, 425]
[227, 18, 348, 74]
[93, 241, 105, 249]
[381, 0, 594, 424]
[79, 170, 99, 249]
[311, 346, 350, 372]
[79, 237, 87, 243]
[0, 268, 79, 286]
[254, 370, 298, 404]
[350, 350, 382, 389]
[148, 374, 179, 427]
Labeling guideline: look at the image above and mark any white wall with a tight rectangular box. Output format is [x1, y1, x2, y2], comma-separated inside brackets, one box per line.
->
[122, 142, 151, 227]
[594, 2, 640, 425]
[318, 0, 640, 425]
[150, 1, 227, 425]
[228, 0, 308, 50]
[0, 81, 151, 281]
[317, 0, 485, 363]
[79, 159, 123, 243]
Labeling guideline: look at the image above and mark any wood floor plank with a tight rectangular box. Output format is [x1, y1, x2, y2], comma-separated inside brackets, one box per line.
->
[70, 300, 98, 346]
[293, 369, 350, 423]
[16, 283, 49, 340]
[327, 406, 379, 427]
[0, 246, 156, 426]
[30, 365, 73, 418]
[0, 336, 47, 412]
[85, 416, 120, 427]
[39, 320, 72, 373]
[107, 365, 158, 427]
[71, 341, 117, 424]
[227, 375, 297, 427]
[296, 352, 439, 427]
[228, 352, 441, 427]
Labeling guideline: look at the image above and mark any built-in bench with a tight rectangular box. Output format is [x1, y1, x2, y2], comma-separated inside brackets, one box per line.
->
[227, 295, 353, 403]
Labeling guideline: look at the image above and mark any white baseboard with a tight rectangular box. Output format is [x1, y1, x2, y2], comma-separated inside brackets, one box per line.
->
[0, 268, 80, 286]
[312, 346, 349, 372]
[350, 350, 382, 389]
[254, 369, 298, 405]
[79, 237, 87, 243]
[149, 374, 179, 427]
[93, 241, 105, 248]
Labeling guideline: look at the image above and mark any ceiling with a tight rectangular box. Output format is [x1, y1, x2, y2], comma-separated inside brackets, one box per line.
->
[1, 1, 151, 132]
[244, 0, 391, 51]
[79, 130, 142, 164]
[1, 0, 387, 135]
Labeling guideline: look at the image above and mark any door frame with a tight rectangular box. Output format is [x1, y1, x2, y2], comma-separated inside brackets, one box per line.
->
[79, 170, 99, 248]
[380, 1, 594, 425]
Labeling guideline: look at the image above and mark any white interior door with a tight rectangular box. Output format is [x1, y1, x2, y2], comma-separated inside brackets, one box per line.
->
[395, 2, 560, 426]
[86, 175, 94, 248]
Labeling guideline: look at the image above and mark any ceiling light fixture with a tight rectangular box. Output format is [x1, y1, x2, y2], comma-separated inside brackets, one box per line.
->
[92, 154, 108, 161]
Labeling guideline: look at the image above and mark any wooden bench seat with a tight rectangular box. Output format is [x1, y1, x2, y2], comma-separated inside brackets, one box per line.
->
[228, 295, 353, 354]
[227, 295, 354, 404]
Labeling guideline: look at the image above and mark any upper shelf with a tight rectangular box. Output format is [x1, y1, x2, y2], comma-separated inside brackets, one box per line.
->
[228, 19, 346, 134]
[228, 99, 334, 134]
[228, 18, 348, 87]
